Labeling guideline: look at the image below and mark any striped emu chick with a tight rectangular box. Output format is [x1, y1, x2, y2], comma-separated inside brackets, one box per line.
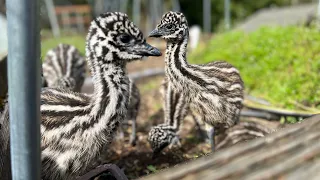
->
[42, 43, 86, 92]
[148, 78, 189, 154]
[216, 120, 274, 150]
[149, 11, 244, 151]
[1, 12, 161, 180]
[118, 79, 140, 145]
[0, 100, 10, 180]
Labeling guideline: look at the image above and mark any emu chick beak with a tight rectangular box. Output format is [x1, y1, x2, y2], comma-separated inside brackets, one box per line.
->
[134, 42, 162, 57]
[149, 29, 162, 38]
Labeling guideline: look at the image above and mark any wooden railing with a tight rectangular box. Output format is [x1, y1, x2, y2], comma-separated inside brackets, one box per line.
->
[140, 114, 320, 180]
[54, 5, 92, 31]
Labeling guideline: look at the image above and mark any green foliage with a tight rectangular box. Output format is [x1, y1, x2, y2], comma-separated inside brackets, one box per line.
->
[190, 26, 320, 109]
[146, 165, 158, 173]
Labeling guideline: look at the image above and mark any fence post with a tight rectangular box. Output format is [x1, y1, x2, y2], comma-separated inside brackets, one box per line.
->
[44, 0, 60, 37]
[224, 0, 231, 30]
[318, 0, 320, 19]
[203, 0, 211, 33]
[133, 0, 141, 27]
[6, 0, 41, 179]
[172, 0, 181, 11]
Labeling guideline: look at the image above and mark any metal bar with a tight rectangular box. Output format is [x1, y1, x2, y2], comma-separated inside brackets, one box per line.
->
[6, 0, 41, 179]
[76, 13, 85, 33]
[104, 0, 120, 12]
[120, 0, 128, 13]
[133, 0, 141, 27]
[172, 0, 181, 11]
[62, 12, 70, 30]
[158, 0, 163, 19]
[151, 0, 158, 27]
[224, 0, 231, 30]
[318, 0, 320, 20]
[44, 0, 60, 37]
[203, 0, 211, 33]
[146, 0, 153, 33]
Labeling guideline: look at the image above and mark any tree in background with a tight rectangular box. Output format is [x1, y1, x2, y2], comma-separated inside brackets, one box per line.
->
[18, 0, 316, 31]
[179, 0, 315, 32]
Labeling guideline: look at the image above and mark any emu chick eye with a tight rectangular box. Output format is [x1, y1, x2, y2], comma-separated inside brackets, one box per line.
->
[166, 24, 174, 30]
[120, 34, 132, 43]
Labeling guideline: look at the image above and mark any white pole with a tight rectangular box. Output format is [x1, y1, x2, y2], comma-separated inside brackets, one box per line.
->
[44, 0, 60, 37]
[133, 0, 141, 27]
[318, 0, 320, 20]
[203, 0, 211, 33]
[224, 0, 231, 30]
[172, 0, 181, 11]
[7, 0, 41, 178]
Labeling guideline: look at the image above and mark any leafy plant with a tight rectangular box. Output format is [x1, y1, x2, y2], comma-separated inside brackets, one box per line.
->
[190, 25, 320, 109]
[147, 165, 158, 173]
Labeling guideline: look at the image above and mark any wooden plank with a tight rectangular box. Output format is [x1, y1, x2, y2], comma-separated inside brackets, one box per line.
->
[55, 5, 92, 28]
[54, 5, 91, 14]
[59, 16, 91, 25]
[140, 114, 320, 180]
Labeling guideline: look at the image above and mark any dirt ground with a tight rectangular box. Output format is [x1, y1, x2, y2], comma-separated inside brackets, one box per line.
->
[88, 54, 213, 179]
[89, 54, 281, 179]
[98, 75, 213, 179]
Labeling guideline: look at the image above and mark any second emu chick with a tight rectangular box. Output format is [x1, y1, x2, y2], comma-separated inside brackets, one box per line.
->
[42, 44, 86, 92]
[149, 11, 244, 151]
[118, 79, 140, 146]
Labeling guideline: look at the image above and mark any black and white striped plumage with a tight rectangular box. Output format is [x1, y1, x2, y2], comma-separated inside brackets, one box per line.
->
[2, 12, 161, 180]
[118, 78, 140, 145]
[216, 120, 273, 150]
[149, 11, 244, 152]
[148, 78, 205, 154]
[0, 99, 10, 180]
[42, 44, 86, 92]
[148, 78, 188, 154]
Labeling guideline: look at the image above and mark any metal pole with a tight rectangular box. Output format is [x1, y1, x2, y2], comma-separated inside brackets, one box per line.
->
[133, 0, 141, 27]
[120, 0, 128, 13]
[158, 0, 163, 19]
[203, 0, 211, 33]
[6, 0, 41, 179]
[318, 0, 320, 20]
[146, 0, 154, 33]
[172, 0, 181, 11]
[44, 0, 60, 37]
[224, 0, 231, 30]
[152, 0, 158, 26]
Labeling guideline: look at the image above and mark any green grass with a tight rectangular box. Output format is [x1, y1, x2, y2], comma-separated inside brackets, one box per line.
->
[190, 26, 320, 109]
[41, 33, 86, 59]
[146, 165, 158, 173]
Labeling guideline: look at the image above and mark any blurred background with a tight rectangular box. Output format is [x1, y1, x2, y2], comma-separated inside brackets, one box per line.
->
[1, 0, 320, 178]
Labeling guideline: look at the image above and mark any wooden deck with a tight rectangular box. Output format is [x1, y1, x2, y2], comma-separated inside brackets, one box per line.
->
[140, 114, 320, 180]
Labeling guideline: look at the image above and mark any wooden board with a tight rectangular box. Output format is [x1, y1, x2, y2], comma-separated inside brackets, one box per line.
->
[140, 114, 320, 180]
